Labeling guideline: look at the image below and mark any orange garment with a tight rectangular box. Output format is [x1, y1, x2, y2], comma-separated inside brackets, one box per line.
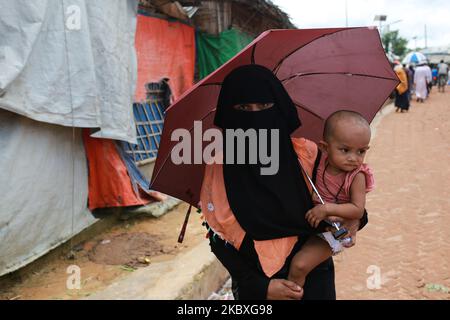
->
[395, 66, 409, 95]
[199, 137, 318, 277]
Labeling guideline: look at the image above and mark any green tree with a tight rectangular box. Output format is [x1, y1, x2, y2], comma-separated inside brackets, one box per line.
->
[382, 30, 408, 57]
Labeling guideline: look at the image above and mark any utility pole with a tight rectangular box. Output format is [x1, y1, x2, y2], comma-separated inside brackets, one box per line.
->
[424, 24, 428, 48]
[345, 0, 348, 27]
[374, 15, 387, 37]
[412, 36, 418, 50]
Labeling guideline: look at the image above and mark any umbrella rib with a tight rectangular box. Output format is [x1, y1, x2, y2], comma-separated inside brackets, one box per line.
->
[251, 43, 256, 64]
[272, 28, 355, 75]
[293, 102, 323, 119]
[199, 82, 222, 87]
[150, 109, 217, 189]
[281, 72, 399, 83]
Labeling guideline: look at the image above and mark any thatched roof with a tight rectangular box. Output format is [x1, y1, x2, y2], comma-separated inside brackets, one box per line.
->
[139, 0, 295, 29]
[229, 0, 295, 29]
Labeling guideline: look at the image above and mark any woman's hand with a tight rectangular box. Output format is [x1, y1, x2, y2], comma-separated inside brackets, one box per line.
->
[305, 204, 328, 228]
[266, 279, 303, 300]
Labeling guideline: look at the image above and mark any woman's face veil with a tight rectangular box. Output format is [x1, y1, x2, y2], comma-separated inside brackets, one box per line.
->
[213, 64, 314, 240]
[214, 64, 301, 133]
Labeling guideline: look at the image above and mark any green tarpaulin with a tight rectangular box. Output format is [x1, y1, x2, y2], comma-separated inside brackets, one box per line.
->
[196, 29, 254, 79]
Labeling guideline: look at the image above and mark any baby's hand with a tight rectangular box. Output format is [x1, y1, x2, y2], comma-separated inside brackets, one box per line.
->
[340, 219, 360, 248]
[305, 204, 328, 228]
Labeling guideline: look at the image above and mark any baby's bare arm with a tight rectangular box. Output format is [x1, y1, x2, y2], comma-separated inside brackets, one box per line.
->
[323, 172, 366, 220]
[306, 173, 366, 227]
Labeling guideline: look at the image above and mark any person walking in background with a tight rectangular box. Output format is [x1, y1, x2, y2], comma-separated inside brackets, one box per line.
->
[437, 60, 449, 93]
[431, 65, 438, 86]
[404, 64, 413, 102]
[394, 64, 410, 112]
[407, 65, 415, 99]
[425, 63, 433, 97]
[414, 62, 432, 103]
[158, 77, 174, 113]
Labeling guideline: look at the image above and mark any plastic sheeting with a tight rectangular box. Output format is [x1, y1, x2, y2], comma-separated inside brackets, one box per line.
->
[196, 29, 254, 79]
[0, 0, 139, 143]
[134, 15, 195, 101]
[117, 141, 167, 203]
[82, 130, 165, 211]
[0, 109, 96, 276]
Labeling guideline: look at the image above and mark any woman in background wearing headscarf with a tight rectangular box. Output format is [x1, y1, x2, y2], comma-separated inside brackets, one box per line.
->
[394, 64, 410, 113]
[200, 64, 367, 300]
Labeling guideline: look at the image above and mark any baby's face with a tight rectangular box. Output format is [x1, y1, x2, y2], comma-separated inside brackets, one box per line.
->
[325, 121, 371, 172]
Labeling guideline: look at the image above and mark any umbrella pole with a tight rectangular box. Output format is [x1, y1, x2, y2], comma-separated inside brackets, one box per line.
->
[178, 204, 192, 243]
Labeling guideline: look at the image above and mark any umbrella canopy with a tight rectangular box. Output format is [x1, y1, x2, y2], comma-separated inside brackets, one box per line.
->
[151, 27, 399, 207]
[402, 51, 428, 65]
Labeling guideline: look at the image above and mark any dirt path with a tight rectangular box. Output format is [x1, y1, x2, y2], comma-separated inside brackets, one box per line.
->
[0, 203, 205, 300]
[335, 89, 450, 299]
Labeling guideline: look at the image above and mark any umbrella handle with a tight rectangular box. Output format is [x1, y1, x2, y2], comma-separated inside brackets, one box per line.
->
[178, 205, 192, 243]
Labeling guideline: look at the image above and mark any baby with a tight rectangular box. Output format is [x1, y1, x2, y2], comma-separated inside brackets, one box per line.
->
[288, 110, 375, 289]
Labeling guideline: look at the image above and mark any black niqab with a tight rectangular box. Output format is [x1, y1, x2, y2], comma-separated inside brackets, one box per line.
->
[214, 64, 314, 240]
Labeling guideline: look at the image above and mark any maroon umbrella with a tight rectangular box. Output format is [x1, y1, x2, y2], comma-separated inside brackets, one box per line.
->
[151, 27, 399, 208]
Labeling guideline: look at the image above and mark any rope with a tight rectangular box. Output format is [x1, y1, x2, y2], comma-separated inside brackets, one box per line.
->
[61, 0, 76, 260]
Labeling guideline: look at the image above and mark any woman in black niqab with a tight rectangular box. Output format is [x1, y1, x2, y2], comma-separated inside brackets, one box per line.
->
[214, 64, 314, 240]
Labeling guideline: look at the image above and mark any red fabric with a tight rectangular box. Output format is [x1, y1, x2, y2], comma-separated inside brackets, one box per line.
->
[83, 129, 154, 210]
[134, 15, 195, 101]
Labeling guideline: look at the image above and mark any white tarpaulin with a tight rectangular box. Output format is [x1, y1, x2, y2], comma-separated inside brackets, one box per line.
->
[0, 109, 97, 276]
[0, 0, 139, 143]
[420, 46, 450, 64]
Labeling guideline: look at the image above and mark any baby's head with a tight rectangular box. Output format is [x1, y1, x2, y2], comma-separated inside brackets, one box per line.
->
[320, 110, 371, 172]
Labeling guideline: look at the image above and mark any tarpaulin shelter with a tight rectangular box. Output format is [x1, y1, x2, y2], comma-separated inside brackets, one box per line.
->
[0, 109, 96, 276]
[0, 0, 139, 144]
[196, 29, 254, 79]
[124, 13, 196, 165]
[83, 130, 165, 211]
[134, 14, 195, 101]
[0, 0, 161, 276]
[83, 13, 194, 211]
